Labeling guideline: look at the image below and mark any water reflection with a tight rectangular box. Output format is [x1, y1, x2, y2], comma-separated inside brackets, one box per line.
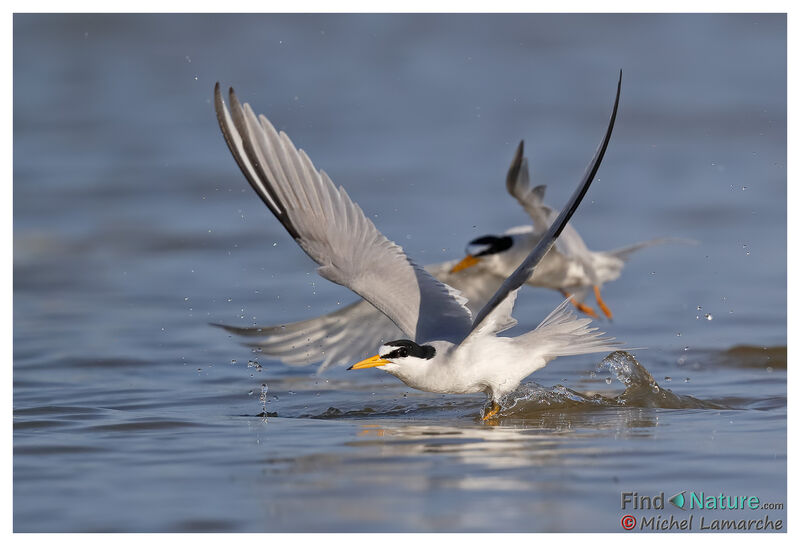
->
[345, 409, 660, 469]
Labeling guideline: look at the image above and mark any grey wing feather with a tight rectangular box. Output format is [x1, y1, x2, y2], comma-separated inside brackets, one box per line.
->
[214, 84, 473, 344]
[505, 141, 553, 233]
[213, 300, 404, 373]
[469, 71, 622, 334]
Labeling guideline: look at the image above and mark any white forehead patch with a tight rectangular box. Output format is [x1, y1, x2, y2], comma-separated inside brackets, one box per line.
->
[466, 242, 493, 255]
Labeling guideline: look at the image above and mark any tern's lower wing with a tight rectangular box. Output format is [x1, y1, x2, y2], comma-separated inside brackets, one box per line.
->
[213, 299, 404, 373]
[213, 260, 504, 372]
[214, 84, 473, 344]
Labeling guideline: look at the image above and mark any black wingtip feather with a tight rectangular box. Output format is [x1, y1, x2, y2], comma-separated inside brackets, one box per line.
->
[214, 83, 302, 240]
[550, 70, 621, 241]
[469, 72, 622, 334]
[505, 139, 526, 193]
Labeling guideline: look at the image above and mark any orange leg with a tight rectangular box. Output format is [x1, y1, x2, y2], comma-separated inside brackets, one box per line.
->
[482, 401, 501, 421]
[593, 285, 613, 320]
[559, 289, 599, 318]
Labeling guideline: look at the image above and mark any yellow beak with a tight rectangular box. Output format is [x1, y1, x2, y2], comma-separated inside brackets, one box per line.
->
[348, 354, 391, 370]
[450, 254, 481, 273]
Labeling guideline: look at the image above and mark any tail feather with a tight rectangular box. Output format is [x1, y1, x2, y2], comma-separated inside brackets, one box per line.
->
[525, 298, 621, 358]
[609, 237, 698, 262]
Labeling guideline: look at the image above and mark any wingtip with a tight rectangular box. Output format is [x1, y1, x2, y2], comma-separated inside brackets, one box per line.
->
[506, 139, 526, 190]
[213, 81, 222, 105]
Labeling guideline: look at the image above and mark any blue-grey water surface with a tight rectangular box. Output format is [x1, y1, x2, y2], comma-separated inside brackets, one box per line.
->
[14, 14, 786, 532]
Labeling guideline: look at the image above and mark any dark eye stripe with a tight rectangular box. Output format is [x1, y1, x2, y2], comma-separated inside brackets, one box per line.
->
[384, 348, 406, 359]
[382, 340, 436, 360]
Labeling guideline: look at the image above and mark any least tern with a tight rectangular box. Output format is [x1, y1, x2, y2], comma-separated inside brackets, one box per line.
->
[450, 140, 688, 319]
[214, 73, 622, 419]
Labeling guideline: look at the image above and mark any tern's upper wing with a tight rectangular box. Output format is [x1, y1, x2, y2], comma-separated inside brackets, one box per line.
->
[468, 71, 622, 334]
[214, 84, 473, 344]
[505, 141, 552, 233]
[506, 141, 594, 261]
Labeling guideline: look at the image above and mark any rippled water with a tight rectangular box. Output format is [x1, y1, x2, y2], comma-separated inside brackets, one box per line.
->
[14, 14, 786, 532]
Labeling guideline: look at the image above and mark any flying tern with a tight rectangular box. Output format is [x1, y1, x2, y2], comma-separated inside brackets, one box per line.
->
[213, 73, 623, 419]
[450, 141, 689, 319]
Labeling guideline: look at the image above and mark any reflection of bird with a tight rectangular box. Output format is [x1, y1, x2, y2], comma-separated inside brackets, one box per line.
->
[450, 140, 690, 320]
[213, 73, 622, 419]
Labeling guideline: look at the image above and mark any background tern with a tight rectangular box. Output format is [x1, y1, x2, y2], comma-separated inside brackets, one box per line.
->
[451, 140, 693, 320]
[213, 73, 623, 419]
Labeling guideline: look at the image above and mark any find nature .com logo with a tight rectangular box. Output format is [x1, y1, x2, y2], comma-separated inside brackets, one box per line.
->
[618, 491, 784, 531]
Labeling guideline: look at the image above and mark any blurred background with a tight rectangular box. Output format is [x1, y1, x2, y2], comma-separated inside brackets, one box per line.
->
[14, 14, 786, 532]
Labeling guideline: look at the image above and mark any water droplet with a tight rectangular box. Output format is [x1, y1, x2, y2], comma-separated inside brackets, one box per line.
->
[605, 377, 612, 385]
[705, 313, 713, 321]
[664, 376, 672, 382]
[231, 359, 237, 364]
[684, 377, 691, 383]
[696, 305, 702, 311]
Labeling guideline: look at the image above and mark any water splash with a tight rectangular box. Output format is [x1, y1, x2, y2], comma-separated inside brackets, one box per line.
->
[255, 383, 277, 419]
[599, 351, 716, 409]
[496, 351, 723, 417]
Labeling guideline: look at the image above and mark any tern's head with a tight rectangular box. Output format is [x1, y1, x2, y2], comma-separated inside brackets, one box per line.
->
[449, 235, 513, 273]
[348, 339, 439, 378]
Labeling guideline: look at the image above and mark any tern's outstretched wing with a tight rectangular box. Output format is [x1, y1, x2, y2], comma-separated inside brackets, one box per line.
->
[213, 300, 404, 373]
[506, 141, 595, 271]
[468, 71, 622, 334]
[213, 258, 507, 371]
[505, 141, 552, 234]
[214, 84, 473, 344]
